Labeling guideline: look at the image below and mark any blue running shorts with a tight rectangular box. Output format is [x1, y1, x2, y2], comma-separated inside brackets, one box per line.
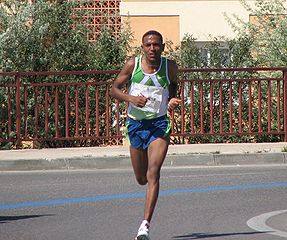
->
[125, 115, 171, 149]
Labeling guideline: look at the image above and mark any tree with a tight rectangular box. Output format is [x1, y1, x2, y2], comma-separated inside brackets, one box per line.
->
[225, 0, 287, 67]
[0, 0, 89, 74]
[0, 0, 132, 77]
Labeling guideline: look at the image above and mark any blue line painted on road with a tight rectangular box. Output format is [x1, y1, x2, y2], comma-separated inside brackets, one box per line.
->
[0, 192, 145, 210]
[1, 182, 287, 210]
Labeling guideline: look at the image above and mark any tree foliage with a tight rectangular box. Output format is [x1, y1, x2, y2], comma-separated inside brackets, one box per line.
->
[0, 0, 132, 76]
[225, 0, 287, 67]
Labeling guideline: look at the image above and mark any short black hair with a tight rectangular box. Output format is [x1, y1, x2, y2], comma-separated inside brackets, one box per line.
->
[142, 30, 163, 44]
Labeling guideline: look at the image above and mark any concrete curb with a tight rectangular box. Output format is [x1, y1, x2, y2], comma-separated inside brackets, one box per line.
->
[1, 142, 287, 171]
[0, 152, 286, 171]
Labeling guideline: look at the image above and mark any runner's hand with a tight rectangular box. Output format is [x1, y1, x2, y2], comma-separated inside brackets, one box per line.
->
[168, 98, 181, 112]
[132, 94, 149, 108]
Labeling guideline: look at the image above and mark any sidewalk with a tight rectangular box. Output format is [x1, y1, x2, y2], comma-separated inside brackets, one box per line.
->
[0, 142, 287, 171]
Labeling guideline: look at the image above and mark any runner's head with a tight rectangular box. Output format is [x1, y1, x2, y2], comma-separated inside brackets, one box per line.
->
[141, 30, 165, 62]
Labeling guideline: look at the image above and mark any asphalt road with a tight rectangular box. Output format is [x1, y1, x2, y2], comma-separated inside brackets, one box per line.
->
[1, 165, 287, 240]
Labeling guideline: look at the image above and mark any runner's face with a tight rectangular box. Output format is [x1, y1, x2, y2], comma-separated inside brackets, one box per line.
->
[141, 34, 164, 62]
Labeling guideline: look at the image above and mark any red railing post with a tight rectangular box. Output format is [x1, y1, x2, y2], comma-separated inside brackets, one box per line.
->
[55, 86, 59, 138]
[15, 75, 22, 148]
[283, 70, 287, 142]
[229, 81, 233, 133]
[85, 84, 90, 136]
[209, 81, 214, 133]
[65, 86, 69, 138]
[238, 81, 243, 133]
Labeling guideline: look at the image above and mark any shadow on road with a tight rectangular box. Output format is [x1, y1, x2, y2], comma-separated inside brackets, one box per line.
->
[0, 214, 55, 224]
[172, 231, 271, 239]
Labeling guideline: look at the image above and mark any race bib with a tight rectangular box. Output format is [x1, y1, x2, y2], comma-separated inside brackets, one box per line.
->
[130, 83, 163, 113]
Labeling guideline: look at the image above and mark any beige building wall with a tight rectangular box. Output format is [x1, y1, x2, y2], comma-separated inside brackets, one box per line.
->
[122, 15, 180, 47]
[120, 0, 256, 46]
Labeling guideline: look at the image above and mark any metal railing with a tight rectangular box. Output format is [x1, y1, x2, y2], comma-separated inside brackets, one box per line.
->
[0, 67, 287, 148]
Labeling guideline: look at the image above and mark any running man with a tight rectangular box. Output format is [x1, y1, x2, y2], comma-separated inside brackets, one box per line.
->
[110, 30, 180, 240]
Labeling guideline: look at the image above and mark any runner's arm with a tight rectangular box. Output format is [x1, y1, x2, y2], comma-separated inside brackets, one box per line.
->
[167, 59, 181, 111]
[110, 58, 149, 108]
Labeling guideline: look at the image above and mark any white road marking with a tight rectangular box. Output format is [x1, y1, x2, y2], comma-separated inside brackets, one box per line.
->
[247, 210, 287, 238]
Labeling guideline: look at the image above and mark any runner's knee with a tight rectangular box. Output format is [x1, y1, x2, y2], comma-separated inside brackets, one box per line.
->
[147, 166, 161, 183]
[136, 176, 148, 185]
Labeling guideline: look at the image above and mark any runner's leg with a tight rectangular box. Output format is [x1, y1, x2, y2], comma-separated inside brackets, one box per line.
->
[144, 137, 169, 222]
[130, 146, 148, 185]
